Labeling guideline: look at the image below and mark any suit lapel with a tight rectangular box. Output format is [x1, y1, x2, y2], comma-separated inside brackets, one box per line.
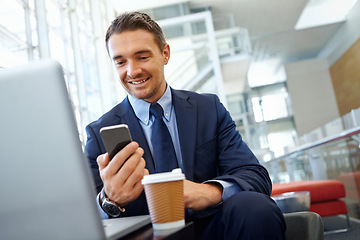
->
[114, 97, 155, 173]
[171, 89, 197, 181]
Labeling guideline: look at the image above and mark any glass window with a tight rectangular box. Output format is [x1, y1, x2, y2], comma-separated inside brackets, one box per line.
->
[250, 83, 293, 122]
[0, 0, 118, 143]
[261, 93, 291, 121]
[268, 130, 298, 157]
[251, 97, 264, 122]
[0, 0, 37, 68]
[227, 93, 245, 116]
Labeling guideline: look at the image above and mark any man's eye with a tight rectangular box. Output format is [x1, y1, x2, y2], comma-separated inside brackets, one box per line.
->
[139, 56, 149, 60]
[115, 61, 124, 66]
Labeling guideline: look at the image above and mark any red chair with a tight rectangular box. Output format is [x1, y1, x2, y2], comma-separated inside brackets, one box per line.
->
[272, 180, 350, 233]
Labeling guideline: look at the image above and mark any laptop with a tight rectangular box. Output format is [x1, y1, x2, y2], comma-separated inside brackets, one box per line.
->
[0, 60, 150, 240]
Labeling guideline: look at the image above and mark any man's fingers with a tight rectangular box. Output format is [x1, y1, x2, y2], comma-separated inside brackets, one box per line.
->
[97, 153, 110, 171]
[123, 155, 146, 184]
[131, 168, 149, 197]
[106, 141, 139, 176]
[114, 148, 145, 187]
[98, 142, 146, 206]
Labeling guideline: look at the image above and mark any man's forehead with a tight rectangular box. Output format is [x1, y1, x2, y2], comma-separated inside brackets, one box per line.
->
[108, 30, 160, 57]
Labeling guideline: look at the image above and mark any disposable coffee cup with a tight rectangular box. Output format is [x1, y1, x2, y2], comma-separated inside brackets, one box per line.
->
[141, 168, 185, 230]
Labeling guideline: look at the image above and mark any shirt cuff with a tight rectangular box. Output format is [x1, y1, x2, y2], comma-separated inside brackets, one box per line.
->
[97, 192, 110, 219]
[205, 179, 242, 202]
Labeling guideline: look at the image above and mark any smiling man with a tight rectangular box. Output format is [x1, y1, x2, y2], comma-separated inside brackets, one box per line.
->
[85, 12, 286, 239]
[108, 29, 168, 102]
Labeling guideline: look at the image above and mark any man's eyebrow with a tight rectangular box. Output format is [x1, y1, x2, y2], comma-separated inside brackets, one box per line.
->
[112, 55, 123, 61]
[134, 50, 151, 55]
[112, 50, 152, 61]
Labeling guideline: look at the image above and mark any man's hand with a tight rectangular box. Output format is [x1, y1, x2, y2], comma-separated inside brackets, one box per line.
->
[97, 141, 149, 207]
[184, 180, 223, 211]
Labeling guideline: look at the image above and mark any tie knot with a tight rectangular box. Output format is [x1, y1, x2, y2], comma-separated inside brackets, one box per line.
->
[150, 103, 164, 118]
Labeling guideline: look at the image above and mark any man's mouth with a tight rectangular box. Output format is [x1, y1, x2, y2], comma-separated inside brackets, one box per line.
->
[130, 78, 150, 85]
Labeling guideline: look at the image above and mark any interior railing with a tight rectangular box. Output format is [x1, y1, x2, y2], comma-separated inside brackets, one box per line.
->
[263, 107, 360, 219]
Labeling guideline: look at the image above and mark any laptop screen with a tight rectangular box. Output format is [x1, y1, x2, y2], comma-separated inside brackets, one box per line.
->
[0, 60, 106, 239]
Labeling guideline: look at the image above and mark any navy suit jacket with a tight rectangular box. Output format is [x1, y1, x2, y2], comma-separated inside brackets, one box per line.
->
[85, 88, 272, 217]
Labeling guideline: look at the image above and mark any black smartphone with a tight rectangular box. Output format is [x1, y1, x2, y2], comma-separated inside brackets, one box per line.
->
[100, 124, 132, 160]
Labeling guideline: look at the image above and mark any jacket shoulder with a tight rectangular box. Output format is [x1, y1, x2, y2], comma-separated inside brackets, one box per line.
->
[172, 89, 219, 104]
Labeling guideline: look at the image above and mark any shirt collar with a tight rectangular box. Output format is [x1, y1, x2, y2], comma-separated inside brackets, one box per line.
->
[128, 84, 173, 125]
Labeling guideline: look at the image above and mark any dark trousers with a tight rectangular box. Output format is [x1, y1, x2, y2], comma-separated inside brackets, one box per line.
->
[190, 191, 286, 240]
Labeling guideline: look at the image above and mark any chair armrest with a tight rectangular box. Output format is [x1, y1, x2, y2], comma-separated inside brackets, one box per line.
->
[284, 211, 324, 240]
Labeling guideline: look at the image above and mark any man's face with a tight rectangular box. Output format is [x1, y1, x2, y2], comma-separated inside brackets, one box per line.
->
[107, 29, 170, 103]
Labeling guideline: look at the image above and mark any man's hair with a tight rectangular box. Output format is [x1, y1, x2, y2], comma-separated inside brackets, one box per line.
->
[105, 12, 166, 54]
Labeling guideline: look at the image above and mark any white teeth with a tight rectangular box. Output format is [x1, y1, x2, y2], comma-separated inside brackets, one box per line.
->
[132, 78, 148, 85]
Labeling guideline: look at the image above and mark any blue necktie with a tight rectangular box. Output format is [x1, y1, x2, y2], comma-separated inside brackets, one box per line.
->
[150, 103, 178, 173]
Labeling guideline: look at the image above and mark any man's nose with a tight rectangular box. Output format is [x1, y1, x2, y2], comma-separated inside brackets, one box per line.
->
[127, 61, 141, 78]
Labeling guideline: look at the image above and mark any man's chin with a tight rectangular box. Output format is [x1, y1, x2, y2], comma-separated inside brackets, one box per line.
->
[131, 91, 154, 101]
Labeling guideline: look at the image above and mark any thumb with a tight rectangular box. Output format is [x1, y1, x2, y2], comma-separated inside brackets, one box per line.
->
[97, 153, 110, 170]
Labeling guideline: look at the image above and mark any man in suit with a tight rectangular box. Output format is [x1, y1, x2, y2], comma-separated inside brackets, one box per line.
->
[85, 11, 286, 239]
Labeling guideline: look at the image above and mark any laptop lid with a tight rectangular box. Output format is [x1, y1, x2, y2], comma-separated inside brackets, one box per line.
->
[0, 60, 107, 240]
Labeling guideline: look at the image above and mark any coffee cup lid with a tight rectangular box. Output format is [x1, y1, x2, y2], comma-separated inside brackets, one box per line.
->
[141, 168, 185, 185]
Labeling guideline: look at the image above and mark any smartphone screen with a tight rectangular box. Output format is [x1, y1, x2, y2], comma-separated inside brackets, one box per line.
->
[100, 124, 132, 160]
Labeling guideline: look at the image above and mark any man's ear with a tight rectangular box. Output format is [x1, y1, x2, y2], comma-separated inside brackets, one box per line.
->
[163, 44, 170, 65]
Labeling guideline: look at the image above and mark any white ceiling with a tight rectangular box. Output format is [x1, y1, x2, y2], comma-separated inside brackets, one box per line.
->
[188, 0, 346, 63]
[114, 0, 354, 64]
